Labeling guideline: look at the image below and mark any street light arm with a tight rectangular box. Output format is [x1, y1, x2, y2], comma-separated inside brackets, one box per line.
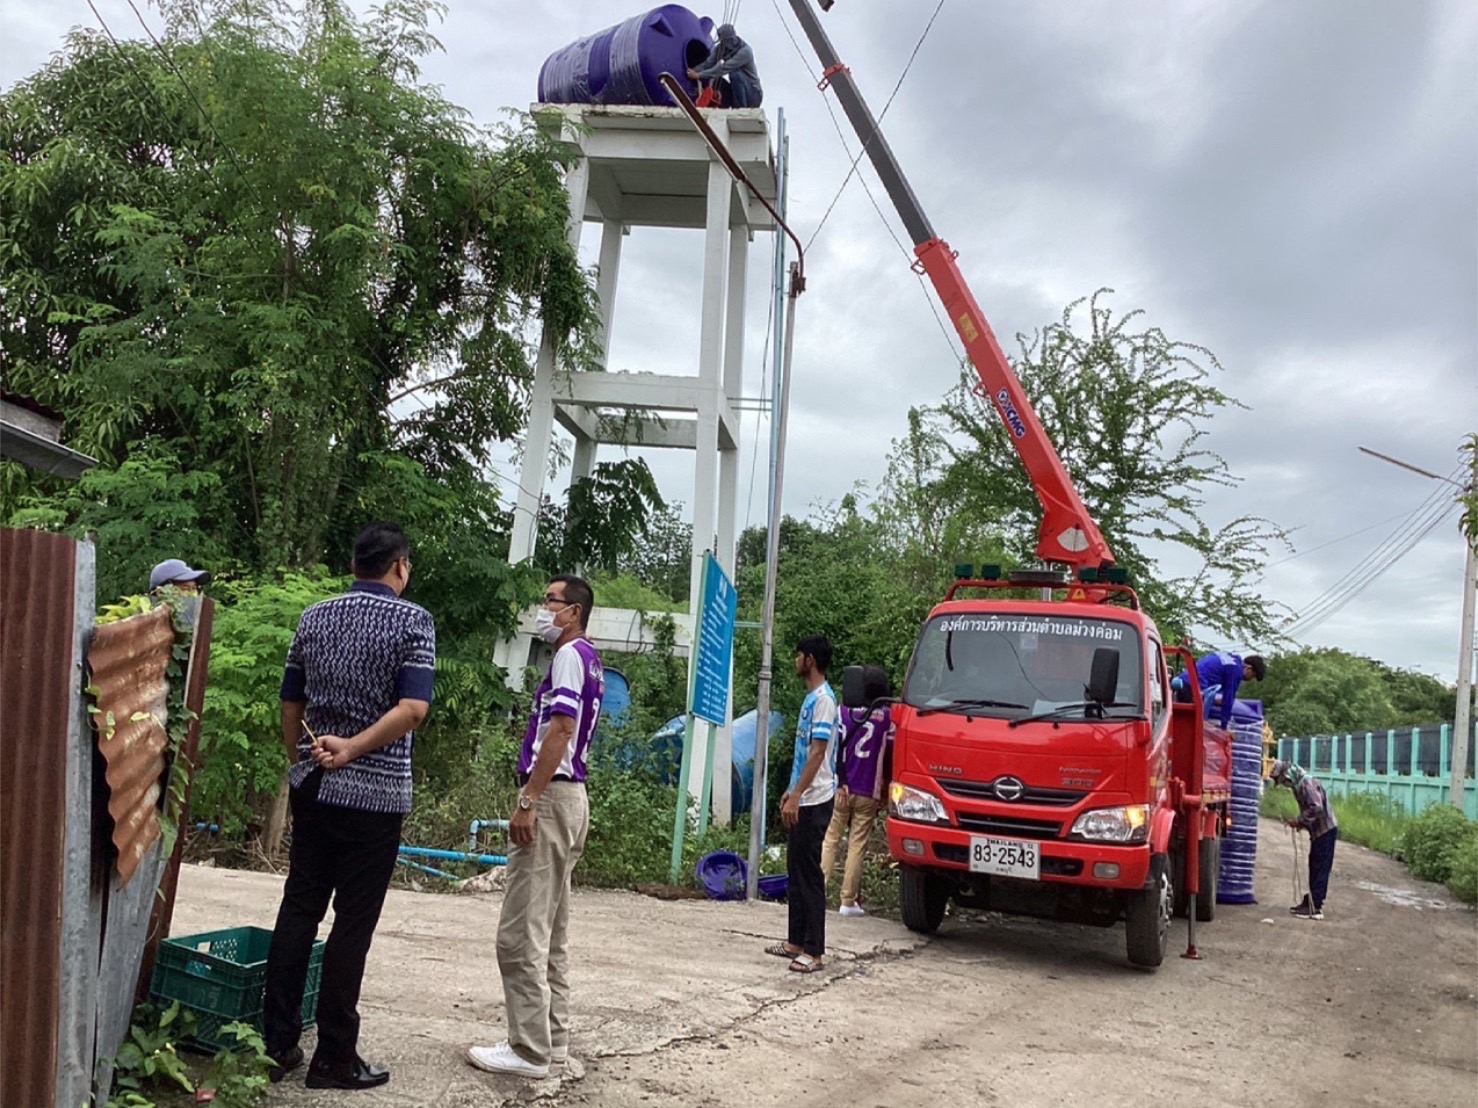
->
[658, 73, 805, 293]
[1359, 446, 1469, 490]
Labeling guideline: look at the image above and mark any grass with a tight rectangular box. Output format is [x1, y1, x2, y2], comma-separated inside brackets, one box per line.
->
[1259, 786, 1408, 856]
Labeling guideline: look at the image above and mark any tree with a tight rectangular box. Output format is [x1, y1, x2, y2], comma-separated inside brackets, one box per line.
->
[1258, 647, 1455, 737]
[913, 290, 1290, 646]
[1, 0, 597, 575]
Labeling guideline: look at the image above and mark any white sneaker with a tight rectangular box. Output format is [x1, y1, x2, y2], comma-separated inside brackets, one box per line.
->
[839, 904, 866, 917]
[466, 1041, 549, 1078]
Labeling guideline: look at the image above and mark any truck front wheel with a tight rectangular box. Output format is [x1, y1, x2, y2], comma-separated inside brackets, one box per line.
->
[900, 866, 949, 934]
[1125, 852, 1172, 969]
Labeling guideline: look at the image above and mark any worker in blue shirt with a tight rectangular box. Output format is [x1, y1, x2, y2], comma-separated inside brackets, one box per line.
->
[1171, 650, 1265, 728]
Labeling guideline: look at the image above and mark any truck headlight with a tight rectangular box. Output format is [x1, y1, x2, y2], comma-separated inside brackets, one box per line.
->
[889, 782, 948, 823]
[1069, 805, 1149, 843]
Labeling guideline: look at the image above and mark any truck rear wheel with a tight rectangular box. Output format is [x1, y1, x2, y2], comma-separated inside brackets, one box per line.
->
[900, 866, 949, 934]
[1125, 852, 1172, 969]
[1196, 836, 1219, 923]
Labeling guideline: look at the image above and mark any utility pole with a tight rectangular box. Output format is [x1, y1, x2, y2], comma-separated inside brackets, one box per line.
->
[1359, 446, 1475, 810]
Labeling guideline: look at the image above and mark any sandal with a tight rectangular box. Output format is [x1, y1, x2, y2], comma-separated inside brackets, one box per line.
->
[788, 954, 825, 973]
[765, 942, 801, 958]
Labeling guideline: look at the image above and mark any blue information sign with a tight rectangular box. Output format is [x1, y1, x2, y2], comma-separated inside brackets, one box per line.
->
[690, 553, 737, 725]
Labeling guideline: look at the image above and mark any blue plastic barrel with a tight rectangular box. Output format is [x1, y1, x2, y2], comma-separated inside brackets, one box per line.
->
[538, 6, 715, 106]
[645, 708, 786, 815]
[601, 667, 631, 727]
[1218, 699, 1264, 904]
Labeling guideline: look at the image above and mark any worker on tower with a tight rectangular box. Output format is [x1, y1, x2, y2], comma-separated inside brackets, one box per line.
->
[687, 23, 763, 108]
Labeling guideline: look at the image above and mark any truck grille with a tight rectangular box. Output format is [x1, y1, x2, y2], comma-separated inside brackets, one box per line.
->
[955, 813, 1062, 840]
[939, 780, 1088, 806]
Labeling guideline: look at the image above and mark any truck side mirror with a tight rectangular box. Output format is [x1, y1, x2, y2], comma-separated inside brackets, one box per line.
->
[1087, 647, 1119, 704]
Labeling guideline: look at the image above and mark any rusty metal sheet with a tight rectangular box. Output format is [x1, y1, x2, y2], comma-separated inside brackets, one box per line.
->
[135, 596, 215, 1004]
[1, 528, 80, 1108]
[88, 604, 175, 886]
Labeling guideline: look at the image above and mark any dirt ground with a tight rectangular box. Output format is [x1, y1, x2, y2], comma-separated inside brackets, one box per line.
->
[169, 816, 1477, 1108]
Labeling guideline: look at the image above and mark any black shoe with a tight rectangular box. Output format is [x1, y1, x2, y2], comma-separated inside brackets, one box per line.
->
[305, 1055, 391, 1090]
[1288, 894, 1311, 915]
[268, 1044, 304, 1084]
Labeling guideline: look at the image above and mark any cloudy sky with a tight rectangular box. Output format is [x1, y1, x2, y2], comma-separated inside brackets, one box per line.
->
[3, 0, 1474, 682]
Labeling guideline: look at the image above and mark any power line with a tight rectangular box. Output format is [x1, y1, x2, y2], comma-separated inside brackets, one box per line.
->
[120, 0, 268, 212]
[1259, 507, 1439, 573]
[805, 0, 947, 252]
[1282, 468, 1463, 637]
[768, 0, 962, 361]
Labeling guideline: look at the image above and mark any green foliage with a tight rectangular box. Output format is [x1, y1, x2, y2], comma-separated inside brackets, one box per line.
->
[1259, 647, 1455, 737]
[2, 0, 597, 573]
[200, 571, 345, 833]
[402, 727, 521, 852]
[1398, 802, 1476, 884]
[588, 573, 687, 616]
[108, 1002, 194, 1104]
[615, 503, 694, 604]
[1445, 834, 1478, 905]
[1459, 434, 1478, 547]
[537, 458, 666, 576]
[5, 442, 229, 602]
[906, 290, 1291, 645]
[105, 1002, 272, 1108]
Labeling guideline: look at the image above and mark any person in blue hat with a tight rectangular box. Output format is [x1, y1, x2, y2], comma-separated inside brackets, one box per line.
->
[149, 558, 211, 594]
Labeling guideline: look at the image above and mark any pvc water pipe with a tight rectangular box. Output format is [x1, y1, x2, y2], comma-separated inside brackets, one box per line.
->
[192, 822, 220, 834]
[467, 819, 510, 852]
[397, 857, 457, 880]
[398, 845, 508, 866]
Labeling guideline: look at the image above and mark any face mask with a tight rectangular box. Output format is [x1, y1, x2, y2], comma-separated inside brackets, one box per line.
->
[535, 607, 563, 643]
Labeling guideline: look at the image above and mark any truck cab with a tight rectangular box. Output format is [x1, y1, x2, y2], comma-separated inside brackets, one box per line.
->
[850, 579, 1229, 968]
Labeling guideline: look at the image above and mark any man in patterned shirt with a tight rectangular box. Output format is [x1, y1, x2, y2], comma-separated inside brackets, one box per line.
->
[468, 575, 602, 1079]
[263, 522, 435, 1091]
[763, 635, 839, 973]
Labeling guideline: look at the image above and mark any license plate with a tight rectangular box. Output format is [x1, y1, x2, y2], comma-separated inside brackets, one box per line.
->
[968, 836, 1041, 880]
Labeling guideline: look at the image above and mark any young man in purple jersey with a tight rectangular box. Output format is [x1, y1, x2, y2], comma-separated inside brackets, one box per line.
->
[822, 666, 894, 916]
[468, 575, 602, 1079]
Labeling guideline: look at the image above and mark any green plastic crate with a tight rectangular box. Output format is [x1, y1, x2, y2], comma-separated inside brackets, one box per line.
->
[149, 926, 323, 1052]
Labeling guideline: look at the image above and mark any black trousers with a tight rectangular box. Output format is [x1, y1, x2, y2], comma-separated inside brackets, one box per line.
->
[787, 798, 834, 957]
[1308, 826, 1338, 909]
[263, 773, 403, 1065]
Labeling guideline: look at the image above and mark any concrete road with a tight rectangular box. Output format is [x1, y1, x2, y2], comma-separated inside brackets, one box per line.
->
[171, 817, 1476, 1107]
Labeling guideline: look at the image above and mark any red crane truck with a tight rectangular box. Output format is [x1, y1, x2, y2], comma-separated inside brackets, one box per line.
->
[788, 1, 1232, 967]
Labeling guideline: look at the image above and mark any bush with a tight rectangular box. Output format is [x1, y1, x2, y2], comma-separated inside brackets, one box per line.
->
[1399, 803, 1474, 884]
[1446, 834, 1478, 905]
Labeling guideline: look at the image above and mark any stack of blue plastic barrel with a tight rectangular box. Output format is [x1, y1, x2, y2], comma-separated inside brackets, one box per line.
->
[1218, 697, 1265, 904]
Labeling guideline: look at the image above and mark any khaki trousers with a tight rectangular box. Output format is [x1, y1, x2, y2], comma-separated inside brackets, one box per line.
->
[820, 792, 881, 907]
[495, 781, 589, 1066]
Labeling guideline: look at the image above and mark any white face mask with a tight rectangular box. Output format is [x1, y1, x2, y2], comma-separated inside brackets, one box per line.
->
[535, 606, 564, 643]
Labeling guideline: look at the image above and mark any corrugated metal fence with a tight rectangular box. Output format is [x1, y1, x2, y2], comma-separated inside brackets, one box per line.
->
[1276, 721, 1477, 818]
[1, 528, 214, 1106]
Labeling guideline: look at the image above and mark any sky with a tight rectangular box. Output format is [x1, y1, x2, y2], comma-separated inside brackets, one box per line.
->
[3, 0, 1475, 682]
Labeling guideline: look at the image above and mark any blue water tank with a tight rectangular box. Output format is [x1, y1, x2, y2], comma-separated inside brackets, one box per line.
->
[648, 709, 786, 815]
[1218, 699, 1264, 905]
[538, 6, 716, 106]
[601, 667, 631, 727]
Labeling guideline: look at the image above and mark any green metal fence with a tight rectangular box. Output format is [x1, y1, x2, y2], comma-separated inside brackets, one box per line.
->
[1276, 722, 1477, 819]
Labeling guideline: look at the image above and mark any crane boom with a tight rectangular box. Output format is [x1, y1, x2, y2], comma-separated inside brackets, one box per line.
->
[788, 0, 1114, 570]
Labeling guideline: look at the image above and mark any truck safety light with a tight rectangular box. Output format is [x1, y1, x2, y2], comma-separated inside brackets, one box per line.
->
[889, 782, 948, 823]
[1069, 805, 1149, 843]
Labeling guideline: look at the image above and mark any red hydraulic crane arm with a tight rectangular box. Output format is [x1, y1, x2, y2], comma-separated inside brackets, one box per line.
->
[788, 1, 1114, 570]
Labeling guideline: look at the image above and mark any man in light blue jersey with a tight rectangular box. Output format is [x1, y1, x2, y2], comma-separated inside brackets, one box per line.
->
[763, 635, 839, 973]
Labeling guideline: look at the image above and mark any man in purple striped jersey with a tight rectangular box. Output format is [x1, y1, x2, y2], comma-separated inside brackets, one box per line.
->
[468, 575, 602, 1080]
[822, 698, 894, 917]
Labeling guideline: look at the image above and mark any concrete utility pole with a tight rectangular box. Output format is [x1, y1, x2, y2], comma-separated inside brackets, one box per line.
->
[1358, 446, 1475, 810]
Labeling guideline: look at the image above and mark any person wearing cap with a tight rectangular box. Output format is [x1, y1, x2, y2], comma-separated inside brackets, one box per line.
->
[1171, 650, 1266, 729]
[1268, 760, 1338, 920]
[687, 23, 763, 108]
[149, 558, 211, 594]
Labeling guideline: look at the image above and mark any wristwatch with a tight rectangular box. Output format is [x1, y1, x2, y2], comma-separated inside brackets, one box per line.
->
[517, 793, 535, 811]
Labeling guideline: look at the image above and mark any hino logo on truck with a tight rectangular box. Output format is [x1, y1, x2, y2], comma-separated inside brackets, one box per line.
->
[991, 776, 1026, 801]
[995, 389, 1028, 438]
[928, 763, 963, 776]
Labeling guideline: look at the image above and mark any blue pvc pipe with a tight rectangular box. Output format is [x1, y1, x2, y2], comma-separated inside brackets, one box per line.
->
[192, 821, 220, 834]
[399, 845, 508, 866]
[397, 857, 457, 880]
[467, 818, 510, 852]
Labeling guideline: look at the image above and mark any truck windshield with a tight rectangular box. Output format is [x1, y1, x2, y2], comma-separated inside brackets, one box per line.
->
[903, 612, 1143, 720]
